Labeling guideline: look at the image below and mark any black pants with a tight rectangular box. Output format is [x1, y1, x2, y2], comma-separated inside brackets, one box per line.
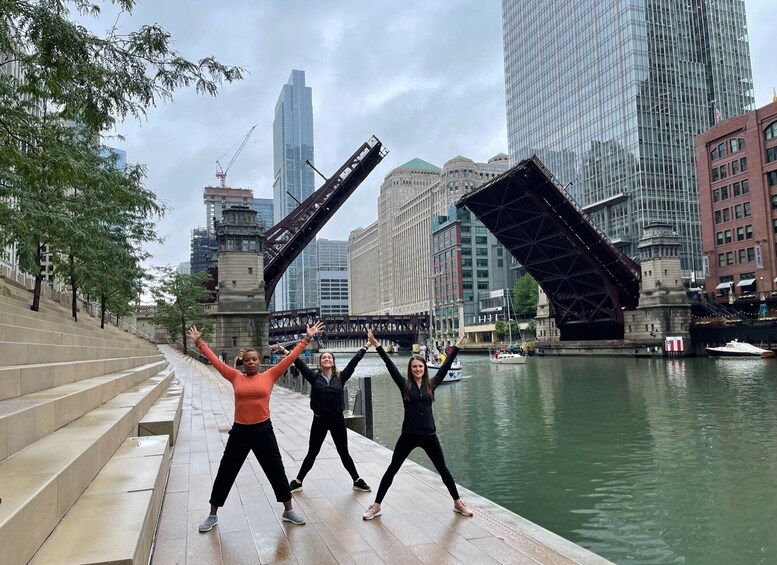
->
[297, 412, 359, 481]
[209, 420, 291, 507]
[375, 432, 459, 503]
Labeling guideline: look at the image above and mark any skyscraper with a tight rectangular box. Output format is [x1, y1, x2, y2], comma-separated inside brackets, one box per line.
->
[502, 1, 755, 277]
[316, 238, 349, 317]
[272, 70, 316, 311]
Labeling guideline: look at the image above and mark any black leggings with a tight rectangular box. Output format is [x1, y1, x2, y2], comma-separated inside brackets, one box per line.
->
[375, 433, 459, 503]
[209, 420, 291, 507]
[297, 412, 359, 481]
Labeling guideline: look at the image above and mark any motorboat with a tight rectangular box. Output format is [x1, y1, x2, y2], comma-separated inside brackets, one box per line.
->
[427, 355, 462, 382]
[705, 339, 775, 358]
[490, 349, 527, 365]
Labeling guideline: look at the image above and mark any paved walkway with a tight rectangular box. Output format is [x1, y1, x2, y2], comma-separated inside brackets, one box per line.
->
[152, 346, 611, 565]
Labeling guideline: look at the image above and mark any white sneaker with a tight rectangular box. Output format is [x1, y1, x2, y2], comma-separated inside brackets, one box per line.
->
[282, 508, 306, 525]
[362, 502, 382, 520]
[453, 499, 474, 517]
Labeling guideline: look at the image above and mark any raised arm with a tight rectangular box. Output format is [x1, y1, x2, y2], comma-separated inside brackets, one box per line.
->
[368, 329, 405, 390]
[265, 322, 325, 382]
[338, 343, 370, 384]
[271, 343, 318, 384]
[431, 333, 466, 389]
[187, 326, 241, 382]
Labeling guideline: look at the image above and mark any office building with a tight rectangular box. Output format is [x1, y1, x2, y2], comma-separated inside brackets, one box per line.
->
[697, 99, 777, 300]
[272, 70, 316, 311]
[316, 238, 349, 316]
[203, 186, 253, 234]
[503, 0, 755, 277]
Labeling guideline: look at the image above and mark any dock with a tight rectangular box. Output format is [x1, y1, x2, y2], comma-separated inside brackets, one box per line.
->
[153, 345, 611, 564]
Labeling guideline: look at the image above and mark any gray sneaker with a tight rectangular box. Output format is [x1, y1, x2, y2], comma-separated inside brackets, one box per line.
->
[281, 508, 306, 525]
[198, 514, 218, 532]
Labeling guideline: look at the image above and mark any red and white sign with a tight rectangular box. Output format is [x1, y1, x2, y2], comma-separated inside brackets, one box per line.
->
[664, 336, 684, 352]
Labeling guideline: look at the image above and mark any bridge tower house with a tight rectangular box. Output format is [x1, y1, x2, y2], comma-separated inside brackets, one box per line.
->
[624, 222, 691, 349]
[213, 206, 271, 361]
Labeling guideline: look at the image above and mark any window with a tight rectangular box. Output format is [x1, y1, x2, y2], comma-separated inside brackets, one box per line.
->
[722, 208, 730, 222]
[726, 252, 734, 266]
[738, 138, 746, 150]
[718, 142, 726, 157]
[729, 139, 738, 153]
[769, 171, 777, 187]
[765, 121, 777, 140]
[461, 237, 471, 245]
[744, 202, 751, 217]
[724, 230, 732, 244]
[773, 219, 777, 234]
[720, 164, 727, 179]
[477, 281, 489, 290]
[737, 227, 744, 241]
[721, 186, 729, 200]
[476, 248, 488, 256]
[768, 147, 777, 163]
[746, 224, 753, 239]
[771, 195, 777, 210]
[734, 204, 743, 219]
[715, 210, 722, 224]
[717, 232, 724, 245]
[740, 157, 747, 171]
[742, 179, 749, 194]
[712, 168, 719, 181]
[713, 189, 720, 202]
[711, 147, 719, 160]
[476, 259, 488, 267]
[739, 249, 746, 263]
[718, 253, 725, 267]
[747, 247, 756, 262]
[247, 267, 253, 274]
[732, 182, 740, 197]
[475, 236, 488, 244]
[731, 159, 739, 175]
[477, 270, 489, 278]
[461, 270, 472, 278]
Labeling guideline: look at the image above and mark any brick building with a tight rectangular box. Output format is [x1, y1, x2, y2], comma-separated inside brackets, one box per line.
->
[696, 99, 777, 301]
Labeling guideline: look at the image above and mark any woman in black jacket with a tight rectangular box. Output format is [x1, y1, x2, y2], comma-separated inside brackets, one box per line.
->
[362, 329, 472, 520]
[272, 343, 372, 493]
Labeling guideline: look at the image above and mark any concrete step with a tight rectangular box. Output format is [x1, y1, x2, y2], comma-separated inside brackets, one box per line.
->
[0, 322, 153, 351]
[0, 368, 174, 565]
[0, 360, 168, 462]
[29, 435, 171, 565]
[137, 378, 183, 446]
[0, 341, 160, 368]
[0, 353, 163, 401]
[0, 293, 96, 328]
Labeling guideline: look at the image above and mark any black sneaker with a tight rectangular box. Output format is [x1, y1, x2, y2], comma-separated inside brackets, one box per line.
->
[353, 478, 371, 492]
[289, 479, 303, 493]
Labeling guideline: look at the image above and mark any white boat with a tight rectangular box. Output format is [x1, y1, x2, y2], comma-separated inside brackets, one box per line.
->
[427, 358, 462, 382]
[490, 350, 527, 365]
[705, 339, 775, 358]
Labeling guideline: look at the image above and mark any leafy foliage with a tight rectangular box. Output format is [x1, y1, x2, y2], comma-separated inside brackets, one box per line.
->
[0, 1, 242, 313]
[513, 274, 539, 318]
[151, 267, 214, 354]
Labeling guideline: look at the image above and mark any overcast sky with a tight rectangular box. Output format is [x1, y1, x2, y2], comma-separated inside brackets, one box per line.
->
[98, 1, 776, 269]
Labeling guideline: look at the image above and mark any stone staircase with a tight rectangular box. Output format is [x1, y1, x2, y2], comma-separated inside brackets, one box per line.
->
[0, 279, 182, 564]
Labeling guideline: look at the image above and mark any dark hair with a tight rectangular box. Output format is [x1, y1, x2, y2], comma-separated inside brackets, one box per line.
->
[404, 354, 433, 402]
[318, 351, 339, 379]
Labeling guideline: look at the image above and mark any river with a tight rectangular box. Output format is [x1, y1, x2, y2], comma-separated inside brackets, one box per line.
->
[347, 352, 777, 564]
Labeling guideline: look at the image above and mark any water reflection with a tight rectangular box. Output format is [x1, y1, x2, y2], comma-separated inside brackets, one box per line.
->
[353, 353, 777, 564]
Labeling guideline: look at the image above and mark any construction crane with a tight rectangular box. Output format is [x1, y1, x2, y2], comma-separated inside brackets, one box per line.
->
[215, 125, 257, 187]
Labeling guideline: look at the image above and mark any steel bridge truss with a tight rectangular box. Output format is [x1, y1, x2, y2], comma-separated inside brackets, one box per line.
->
[268, 309, 427, 349]
[263, 136, 389, 303]
[457, 156, 641, 340]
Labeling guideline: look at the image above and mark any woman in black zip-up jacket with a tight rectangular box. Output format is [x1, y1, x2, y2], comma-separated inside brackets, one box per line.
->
[272, 342, 372, 493]
[361, 330, 474, 520]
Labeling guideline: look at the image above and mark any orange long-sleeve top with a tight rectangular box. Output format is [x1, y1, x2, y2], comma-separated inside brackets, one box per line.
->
[197, 338, 309, 424]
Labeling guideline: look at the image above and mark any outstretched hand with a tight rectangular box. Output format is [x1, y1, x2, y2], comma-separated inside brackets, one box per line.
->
[306, 321, 325, 340]
[186, 326, 203, 345]
[455, 333, 467, 347]
[367, 329, 380, 348]
[270, 343, 288, 355]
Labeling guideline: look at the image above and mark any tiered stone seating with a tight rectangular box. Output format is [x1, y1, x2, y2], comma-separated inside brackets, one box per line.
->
[0, 279, 182, 565]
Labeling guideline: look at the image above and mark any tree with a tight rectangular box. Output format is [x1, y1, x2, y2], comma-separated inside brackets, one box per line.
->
[151, 267, 214, 354]
[494, 319, 507, 340]
[513, 274, 539, 318]
[0, 1, 242, 310]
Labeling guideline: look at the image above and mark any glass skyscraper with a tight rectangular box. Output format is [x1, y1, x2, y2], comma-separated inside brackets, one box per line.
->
[272, 70, 317, 310]
[503, 0, 754, 277]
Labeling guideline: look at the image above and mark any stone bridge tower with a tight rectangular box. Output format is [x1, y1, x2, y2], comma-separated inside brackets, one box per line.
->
[213, 206, 270, 361]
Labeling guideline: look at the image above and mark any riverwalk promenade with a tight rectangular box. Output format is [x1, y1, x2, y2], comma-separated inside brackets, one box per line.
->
[153, 345, 610, 564]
